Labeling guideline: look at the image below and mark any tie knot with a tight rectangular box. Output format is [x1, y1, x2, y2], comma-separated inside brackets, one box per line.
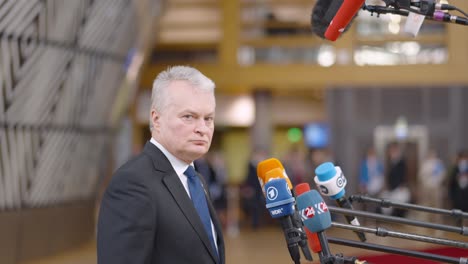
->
[184, 165, 197, 179]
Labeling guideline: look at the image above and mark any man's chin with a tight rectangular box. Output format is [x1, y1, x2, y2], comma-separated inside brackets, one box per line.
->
[187, 148, 209, 160]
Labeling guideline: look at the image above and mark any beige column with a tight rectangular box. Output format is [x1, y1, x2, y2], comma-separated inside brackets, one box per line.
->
[250, 90, 273, 154]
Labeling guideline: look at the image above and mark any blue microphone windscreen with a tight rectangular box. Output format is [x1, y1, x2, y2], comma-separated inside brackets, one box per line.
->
[265, 178, 295, 218]
[296, 189, 331, 232]
[315, 162, 336, 181]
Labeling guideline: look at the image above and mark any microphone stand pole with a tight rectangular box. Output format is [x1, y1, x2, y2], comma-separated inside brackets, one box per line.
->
[328, 237, 468, 264]
[351, 195, 468, 220]
[328, 206, 468, 235]
[332, 222, 468, 248]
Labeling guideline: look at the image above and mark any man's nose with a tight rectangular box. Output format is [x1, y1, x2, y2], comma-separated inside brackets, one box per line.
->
[195, 119, 211, 134]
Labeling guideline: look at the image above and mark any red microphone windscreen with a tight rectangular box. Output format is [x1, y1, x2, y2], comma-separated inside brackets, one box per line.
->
[295, 183, 311, 196]
[324, 0, 365, 41]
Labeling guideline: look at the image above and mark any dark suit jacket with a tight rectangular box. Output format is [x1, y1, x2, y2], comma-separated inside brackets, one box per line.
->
[97, 142, 225, 264]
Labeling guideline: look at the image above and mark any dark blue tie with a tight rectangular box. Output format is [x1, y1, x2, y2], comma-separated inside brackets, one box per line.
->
[185, 165, 218, 257]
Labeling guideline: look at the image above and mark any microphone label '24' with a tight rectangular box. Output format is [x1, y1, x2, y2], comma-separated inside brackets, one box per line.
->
[300, 202, 329, 221]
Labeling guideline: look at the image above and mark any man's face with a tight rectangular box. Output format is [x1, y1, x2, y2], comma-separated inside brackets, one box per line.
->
[151, 80, 215, 163]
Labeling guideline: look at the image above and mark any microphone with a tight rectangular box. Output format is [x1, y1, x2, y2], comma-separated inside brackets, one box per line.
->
[396, 0, 467, 18]
[311, 0, 352, 39]
[297, 189, 371, 263]
[314, 162, 367, 242]
[296, 188, 333, 259]
[258, 158, 313, 261]
[403, 0, 468, 27]
[324, 0, 365, 41]
[264, 178, 301, 264]
[363, 2, 468, 26]
[295, 183, 323, 254]
[257, 158, 293, 192]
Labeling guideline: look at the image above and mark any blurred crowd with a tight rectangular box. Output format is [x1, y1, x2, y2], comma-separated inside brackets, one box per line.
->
[200, 143, 468, 231]
[193, 143, 468, 232]
[358, 144, 468, 219]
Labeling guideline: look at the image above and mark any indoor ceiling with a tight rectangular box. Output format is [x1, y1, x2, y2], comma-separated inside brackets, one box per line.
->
[155, 0, 316, 45]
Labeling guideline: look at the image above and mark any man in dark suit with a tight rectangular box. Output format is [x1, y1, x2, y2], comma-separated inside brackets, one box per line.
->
[97, 66, 225, 264]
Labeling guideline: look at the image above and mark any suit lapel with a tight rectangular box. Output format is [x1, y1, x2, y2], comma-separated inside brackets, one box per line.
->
[162, 173, 219, 262]
[143, 142, 219, 263]
[204, 179, 225, 264]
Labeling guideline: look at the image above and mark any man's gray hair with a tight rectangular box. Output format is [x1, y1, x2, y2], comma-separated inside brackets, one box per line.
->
[149, 66, 215, 131]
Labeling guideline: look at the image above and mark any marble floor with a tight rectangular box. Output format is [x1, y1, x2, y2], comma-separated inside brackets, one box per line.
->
[20, 219, 467, 264]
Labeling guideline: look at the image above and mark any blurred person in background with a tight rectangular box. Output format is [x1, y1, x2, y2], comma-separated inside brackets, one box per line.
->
[194, 156, 214, 188]
[386, 143, 408, 192]
[97, 66, 225, 264]
[307, 148, 335, 187]
[359, 146, 385, 197]
[205, 151, 228, 228]
[381, 143, 410, 217]
[283, 146, 307, 187]
[358, 146, 385, 218]
[418, 148, 446, 221]
[447, 150, 468, 213]
[240, 148, 268, 230]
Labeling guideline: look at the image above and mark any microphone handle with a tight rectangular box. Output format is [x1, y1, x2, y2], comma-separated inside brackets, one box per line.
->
[292, 209, 313, 261]
[317, 231, 333, 264]
[298, 236, 313, 261]
[290, 188, 313, 261]
[336, 197, 367, 242]
[279, 216, 301, 264]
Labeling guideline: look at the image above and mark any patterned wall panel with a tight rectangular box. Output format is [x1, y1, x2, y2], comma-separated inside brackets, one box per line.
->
[0, 0, 144, 209]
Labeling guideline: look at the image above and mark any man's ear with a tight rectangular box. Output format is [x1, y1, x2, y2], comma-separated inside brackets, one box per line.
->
[151, 109, 160, 129]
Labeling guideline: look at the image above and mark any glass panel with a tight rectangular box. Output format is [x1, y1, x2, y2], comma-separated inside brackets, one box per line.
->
[356, 10, 446, 37]
[354, 42, 447, 65]
[241, 1, 316, 40]
[238, 45, 337, 66]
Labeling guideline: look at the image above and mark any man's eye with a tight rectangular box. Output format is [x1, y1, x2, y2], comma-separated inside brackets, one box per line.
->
[205, 117, 214, 122]
[183, 115, 194, 120]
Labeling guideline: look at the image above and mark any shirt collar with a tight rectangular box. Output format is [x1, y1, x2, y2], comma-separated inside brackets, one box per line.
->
[150, 137, 192, 176]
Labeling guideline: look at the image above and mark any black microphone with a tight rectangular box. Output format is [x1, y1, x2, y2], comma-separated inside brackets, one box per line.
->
[399, 0, 460, 15]
[364, 4, 468, 24]
[310, 0, 359, 40]
[364, 1, 468, 26]
[399, 0, 468, 25]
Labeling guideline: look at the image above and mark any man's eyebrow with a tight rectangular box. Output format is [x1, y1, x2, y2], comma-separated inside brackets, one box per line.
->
[180, 109, 197, 114]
